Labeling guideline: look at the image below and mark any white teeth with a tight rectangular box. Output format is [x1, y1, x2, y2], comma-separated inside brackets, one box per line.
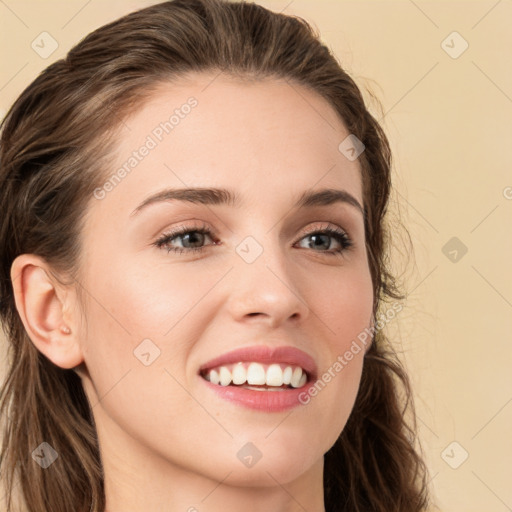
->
[290, 367, 303, 388]
[247, 362, 266, 385]
[219, 366, 231, 386]
[266, 364, 283, 386]
[209, 369, 220, 385]
[232, 363, 247, 385]
[283, 366, 293, 385]
[202, 362, 307, 388]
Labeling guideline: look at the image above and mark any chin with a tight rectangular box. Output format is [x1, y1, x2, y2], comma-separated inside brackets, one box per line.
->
[211, 457, 317, 488]
[213, 437, 322, 487]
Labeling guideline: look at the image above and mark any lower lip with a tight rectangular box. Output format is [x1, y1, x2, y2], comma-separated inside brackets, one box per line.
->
[199, 376, 309, 412]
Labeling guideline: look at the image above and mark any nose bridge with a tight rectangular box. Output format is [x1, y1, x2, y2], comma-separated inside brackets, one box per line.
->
[226, 229, 309, 325]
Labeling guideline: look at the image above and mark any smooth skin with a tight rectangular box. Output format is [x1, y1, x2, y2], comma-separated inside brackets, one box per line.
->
[12, 73, 374, 512]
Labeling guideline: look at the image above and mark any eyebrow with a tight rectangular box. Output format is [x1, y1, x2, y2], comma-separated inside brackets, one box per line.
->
[130, 187, 364, 217]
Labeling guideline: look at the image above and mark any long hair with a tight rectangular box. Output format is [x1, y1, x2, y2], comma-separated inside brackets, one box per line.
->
[0, 1, 430, 510]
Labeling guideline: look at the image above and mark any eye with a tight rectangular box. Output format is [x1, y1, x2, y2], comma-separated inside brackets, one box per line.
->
[294, 225, 353, 256]
[153, 222, 216, 254]
[153, 222, 354, 256]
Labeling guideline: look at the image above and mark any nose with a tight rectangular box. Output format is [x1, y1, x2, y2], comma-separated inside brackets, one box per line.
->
[225, 239, 310, 329]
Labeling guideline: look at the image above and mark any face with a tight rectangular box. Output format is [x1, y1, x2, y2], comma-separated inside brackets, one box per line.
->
[75, 73, 373, 486]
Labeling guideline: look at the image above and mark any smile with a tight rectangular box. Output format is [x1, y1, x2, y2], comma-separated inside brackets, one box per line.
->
[200, 362, 308, 389]
[198, 345, 317, 412]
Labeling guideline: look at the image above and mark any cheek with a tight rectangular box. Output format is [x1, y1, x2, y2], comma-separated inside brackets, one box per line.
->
[320, 263, 374, 352]
[77, 260, 213, 458]
[77, 255, 226, 416]
[82, 254, 222, 350]
[299, 265, 373, 446]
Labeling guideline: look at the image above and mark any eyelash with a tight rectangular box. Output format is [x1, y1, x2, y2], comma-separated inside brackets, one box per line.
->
[153, 222, 354, 257]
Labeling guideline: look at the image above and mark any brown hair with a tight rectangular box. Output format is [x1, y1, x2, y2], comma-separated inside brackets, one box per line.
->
[0, 1, 430, 510]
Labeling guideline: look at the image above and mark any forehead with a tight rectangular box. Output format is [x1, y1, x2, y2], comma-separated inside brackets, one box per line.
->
[97, 73, 363, 214]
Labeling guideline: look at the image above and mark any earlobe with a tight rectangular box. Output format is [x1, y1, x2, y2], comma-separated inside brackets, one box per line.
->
[10, 254, 84, 370]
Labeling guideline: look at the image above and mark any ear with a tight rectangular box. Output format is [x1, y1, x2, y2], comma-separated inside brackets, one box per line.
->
[10, 254, 84, 370]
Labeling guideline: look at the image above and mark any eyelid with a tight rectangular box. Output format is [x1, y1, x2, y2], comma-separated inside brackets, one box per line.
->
[296, 221, 348, 237]
[156, 220, 351, 243]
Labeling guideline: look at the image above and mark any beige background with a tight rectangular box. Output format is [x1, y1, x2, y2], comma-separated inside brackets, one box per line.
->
[1, 1, 511, 511]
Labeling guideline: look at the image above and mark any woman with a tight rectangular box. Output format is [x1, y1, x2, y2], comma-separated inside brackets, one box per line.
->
[0, 0, 430, 510]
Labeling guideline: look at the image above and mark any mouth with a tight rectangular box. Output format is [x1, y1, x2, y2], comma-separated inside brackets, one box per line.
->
[199, 362, 309, 391]
[197, 345, 317, 411]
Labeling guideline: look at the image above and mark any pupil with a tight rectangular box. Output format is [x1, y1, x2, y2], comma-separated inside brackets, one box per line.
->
[311, 234, 328, 250]
[184, 232, 203, 247]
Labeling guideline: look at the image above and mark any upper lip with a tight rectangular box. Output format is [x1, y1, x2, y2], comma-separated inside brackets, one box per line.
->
[198, 345, 318, 381]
